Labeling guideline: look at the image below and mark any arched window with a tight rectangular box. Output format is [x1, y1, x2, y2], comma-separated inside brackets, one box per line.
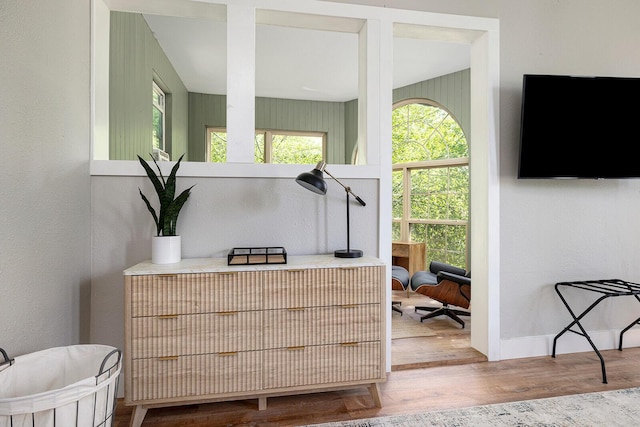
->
[392, 100, 469, 269]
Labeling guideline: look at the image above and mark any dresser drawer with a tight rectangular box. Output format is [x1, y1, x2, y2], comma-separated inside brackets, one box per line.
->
[130, 311, 262, 359]
[263, 266, 382, 309]
[263, 305, 380, 348]
[124, 256, 386, 420]
[130, 272, 262, 317]
[129, 351, 262, 402]
[263, 342, 382, 389]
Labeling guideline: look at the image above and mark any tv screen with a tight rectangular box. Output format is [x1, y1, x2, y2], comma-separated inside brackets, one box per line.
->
[518, 74, 640, 179]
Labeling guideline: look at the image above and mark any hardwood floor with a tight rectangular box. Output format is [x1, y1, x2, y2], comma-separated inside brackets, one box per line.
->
[113, 292, 632, 426]
[390, 291, 484, 370]
[114, 347, 640, 426]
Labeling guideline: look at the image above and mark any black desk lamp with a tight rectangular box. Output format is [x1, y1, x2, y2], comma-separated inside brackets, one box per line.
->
[295, 161, 366, 258]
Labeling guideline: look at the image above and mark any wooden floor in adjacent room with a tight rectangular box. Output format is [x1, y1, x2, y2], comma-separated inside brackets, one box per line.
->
[390, 291, 485, 370]
[114, 292, 640, 426]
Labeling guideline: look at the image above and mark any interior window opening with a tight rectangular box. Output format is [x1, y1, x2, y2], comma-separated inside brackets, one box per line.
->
[392, 100, 469, 271]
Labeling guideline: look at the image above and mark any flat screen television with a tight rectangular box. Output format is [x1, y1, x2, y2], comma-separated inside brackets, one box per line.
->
[518, 74, 640, 179]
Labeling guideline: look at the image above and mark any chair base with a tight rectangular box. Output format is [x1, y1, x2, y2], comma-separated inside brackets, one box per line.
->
[415, 304, 470, 328]
[392, 301, 403, 315]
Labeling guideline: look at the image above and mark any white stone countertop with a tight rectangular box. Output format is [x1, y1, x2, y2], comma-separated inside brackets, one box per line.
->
[124, 254, 385, 275]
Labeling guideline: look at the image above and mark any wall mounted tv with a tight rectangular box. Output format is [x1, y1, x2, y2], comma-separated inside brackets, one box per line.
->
[518, 74, 640, 179]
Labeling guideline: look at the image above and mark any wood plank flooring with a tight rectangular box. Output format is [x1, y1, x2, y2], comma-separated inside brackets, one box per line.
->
[390, 291, 484, 370]
[113, 347, 640, 426]
[114, 292, 640, 426]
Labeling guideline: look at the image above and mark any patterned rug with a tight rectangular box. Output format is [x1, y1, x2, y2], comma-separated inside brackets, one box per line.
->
[391, 305, 436, 339]
[391, 292, 469, 339]
[304, 387, 640, 426]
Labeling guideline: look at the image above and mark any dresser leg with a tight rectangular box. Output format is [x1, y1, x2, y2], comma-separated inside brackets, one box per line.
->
[129, 405, 148, 427]
[368, 383, 382, 407]
[258, 397, 267, 410]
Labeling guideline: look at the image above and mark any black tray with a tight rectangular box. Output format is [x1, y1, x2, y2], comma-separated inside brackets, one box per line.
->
[227, 247, 287, 265]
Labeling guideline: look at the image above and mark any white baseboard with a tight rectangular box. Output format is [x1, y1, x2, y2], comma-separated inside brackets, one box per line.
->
[500, 327, 640, 360]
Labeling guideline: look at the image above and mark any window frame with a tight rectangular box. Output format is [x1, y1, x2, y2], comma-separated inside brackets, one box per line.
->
[152, 81, 166, 152]
[205, 127, 326, 164]
[391, 100, 470, 270]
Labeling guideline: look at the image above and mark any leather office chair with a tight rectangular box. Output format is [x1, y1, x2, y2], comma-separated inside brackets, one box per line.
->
[410, 261, 471, 328]
[391, 265, 410, 315]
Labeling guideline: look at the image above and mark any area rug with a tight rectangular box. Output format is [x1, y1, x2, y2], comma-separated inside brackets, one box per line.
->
[391, 306, 436, 339]
[304, 387, 640, 426]
[391, 293, 448, 339]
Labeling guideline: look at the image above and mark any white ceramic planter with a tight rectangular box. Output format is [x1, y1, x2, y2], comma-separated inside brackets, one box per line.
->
[152, 235, 181, 264]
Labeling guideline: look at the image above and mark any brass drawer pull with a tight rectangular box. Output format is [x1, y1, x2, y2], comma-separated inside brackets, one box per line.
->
[158, 356, 179, 361]
[216, 311, 238, 316]
[341, 305, 357, 309]
[217, 272, 238, 276]
[218, 351, 238, 356]
[341, 342, 358, 347]
[157, 314, 178, 319]
[157, 274, 178, 278]
[287, 346, 305, 351]
[286, 269, 305, 273]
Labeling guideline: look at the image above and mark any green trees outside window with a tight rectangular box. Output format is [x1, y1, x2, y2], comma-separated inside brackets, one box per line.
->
[207, 128, 324, 165]
[392, 101, 469, 270]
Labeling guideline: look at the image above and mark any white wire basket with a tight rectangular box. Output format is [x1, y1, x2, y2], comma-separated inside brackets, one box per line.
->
[0, 344, 121, 427]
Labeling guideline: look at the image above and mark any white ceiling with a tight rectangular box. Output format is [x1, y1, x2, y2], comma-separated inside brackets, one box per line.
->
[143, 14, 471, 102]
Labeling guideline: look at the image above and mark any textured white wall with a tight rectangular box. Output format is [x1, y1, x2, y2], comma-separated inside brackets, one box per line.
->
[498, 0, 640, 352]
[0, 0, 91, 355]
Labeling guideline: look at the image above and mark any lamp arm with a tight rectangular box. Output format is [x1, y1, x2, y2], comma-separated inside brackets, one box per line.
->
[322, 167, 366, 206]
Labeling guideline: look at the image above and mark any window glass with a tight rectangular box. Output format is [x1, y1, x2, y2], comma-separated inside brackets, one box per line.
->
[207, 127, 324, 164]
[409, 223, 467, 268]
[392, 103, 467, 163]
[392, 170, 404, 219]
[269, 133, 323, 164]
[254, 133, 266, 163]
[207, 129, 227, 163]
[392, 100, 469, 270]
[152, 82, 165, 151]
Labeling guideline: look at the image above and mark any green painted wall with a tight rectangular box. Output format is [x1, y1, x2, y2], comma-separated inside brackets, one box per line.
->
[188, 94, 347, 163]
[109, 12, 188, 161]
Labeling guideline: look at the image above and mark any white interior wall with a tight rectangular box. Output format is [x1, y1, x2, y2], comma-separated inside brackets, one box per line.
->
[498, 0, 640, 358]
[5, 0, 640, 372]
[0, 0, 91, 355]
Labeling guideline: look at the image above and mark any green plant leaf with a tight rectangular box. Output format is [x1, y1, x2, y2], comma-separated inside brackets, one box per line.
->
[137, 155, 165, 197]
[139, 189, 161, 236]
[138, 153, 192, 237]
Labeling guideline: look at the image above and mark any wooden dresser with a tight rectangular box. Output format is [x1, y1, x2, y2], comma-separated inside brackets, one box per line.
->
[123, 255, 386, 427]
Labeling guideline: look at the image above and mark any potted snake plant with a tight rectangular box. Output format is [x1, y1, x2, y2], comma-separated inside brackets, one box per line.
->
[138, 154, 194, 264]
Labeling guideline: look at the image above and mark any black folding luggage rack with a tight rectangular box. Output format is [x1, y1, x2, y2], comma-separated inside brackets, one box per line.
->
[552, 279, 640, 383]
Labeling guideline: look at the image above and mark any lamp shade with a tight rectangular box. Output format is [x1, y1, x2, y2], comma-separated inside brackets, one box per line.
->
[295, 168, 327, 195]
